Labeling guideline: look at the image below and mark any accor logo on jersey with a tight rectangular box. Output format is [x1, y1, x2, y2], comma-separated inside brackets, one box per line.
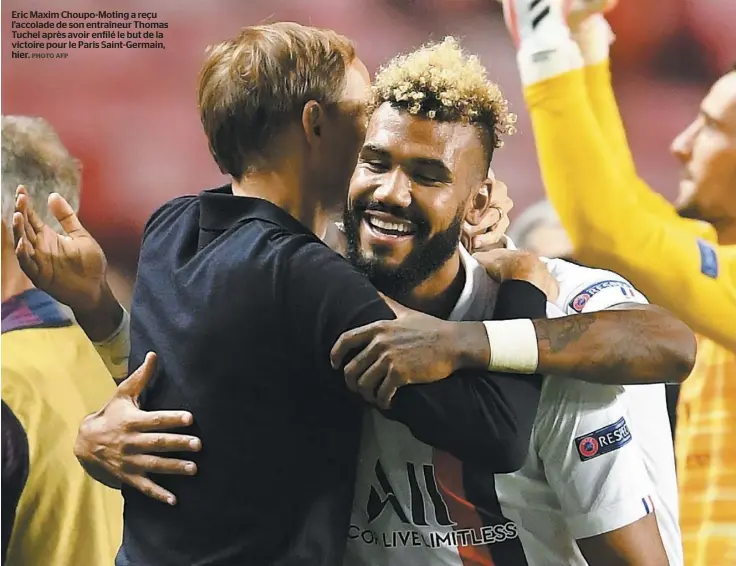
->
[367, 460, 453, 527]
[574, 417, 632, 462]
[351, 459, 519, 549]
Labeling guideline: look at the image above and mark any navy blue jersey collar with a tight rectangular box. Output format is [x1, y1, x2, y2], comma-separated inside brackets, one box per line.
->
[1, 289, 73, 334]
[199, 185, 316, 238]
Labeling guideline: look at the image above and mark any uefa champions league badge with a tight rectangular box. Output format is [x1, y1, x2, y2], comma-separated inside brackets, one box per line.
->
[568, 280, 638, 313]
[571, 293, 591, 312]
[574, 417, 632, 462]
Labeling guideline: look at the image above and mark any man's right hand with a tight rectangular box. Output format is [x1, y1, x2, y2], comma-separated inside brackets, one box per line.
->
[74, 352, 202, 506]
[13, 185, 123, 340]
[474, 248, 560, 302]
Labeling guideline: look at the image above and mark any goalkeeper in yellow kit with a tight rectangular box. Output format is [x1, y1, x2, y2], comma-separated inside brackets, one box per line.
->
[499, 0, 736, 563]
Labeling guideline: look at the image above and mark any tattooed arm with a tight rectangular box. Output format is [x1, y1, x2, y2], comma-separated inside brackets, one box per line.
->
[532, 303, 696, 385]
[331, 253, 696, 396]
[472, 250, 697, 386]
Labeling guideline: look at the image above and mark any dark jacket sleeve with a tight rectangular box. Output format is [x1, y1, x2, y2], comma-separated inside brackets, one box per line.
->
[2, 401, 29, 562]
[284, 236, 545, 472]
[387, 280, 545, 472]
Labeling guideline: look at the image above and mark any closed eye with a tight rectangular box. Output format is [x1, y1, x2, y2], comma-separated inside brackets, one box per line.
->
[415, 174, 442, 185]
[363, 160, 390, 173]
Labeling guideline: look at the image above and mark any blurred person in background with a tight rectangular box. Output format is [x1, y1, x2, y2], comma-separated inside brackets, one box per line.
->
[507, 199, 574, 260]
[499, 0, 736, 563]
[0, 116, 123, 565]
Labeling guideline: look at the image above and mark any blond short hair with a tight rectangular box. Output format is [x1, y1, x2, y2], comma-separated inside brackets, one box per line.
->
[197, 22, 356, 179]
[370, 37, 515, 164]
[1, 116, 81, 234]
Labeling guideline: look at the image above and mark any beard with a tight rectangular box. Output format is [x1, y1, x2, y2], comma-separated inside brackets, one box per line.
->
[343, 201, 463, 297]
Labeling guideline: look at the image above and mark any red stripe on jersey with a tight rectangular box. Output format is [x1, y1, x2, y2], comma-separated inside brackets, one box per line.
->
[433, 450, 495, 566]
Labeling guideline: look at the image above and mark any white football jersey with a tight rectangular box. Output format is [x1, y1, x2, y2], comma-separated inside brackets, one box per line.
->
[345, 248, 682, 566]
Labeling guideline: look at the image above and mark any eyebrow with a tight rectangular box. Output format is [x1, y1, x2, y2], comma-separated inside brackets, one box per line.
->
[700, 108, 723, 126]
[360, 143, 453, 179]
[360, 143, 390, 158]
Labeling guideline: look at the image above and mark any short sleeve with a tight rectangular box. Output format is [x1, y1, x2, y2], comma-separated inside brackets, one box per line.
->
[536, 379, 655, 539]
[547, 261, 649, 315]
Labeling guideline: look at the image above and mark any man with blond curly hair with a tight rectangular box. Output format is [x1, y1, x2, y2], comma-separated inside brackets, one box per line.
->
[338, 37, 680, 566]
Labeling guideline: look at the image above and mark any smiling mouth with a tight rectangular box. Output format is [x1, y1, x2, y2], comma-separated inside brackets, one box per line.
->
[363, 215, 416, 238]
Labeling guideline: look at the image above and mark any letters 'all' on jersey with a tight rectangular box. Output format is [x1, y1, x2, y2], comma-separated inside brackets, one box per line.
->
[345, 248, 683, 566]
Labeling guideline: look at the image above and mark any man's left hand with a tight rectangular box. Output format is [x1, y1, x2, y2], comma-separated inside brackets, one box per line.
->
[330, 309, 471, 410]
[462, 177, 513, 253]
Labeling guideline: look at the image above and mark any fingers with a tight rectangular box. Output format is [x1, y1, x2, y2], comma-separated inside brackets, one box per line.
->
[48, 192, 88, 237]
[463, 179, 514, 253]
[330, 323, 381, 369]
[15, 187, 45, 237]
[119, 352, 158, 398]
[353, 356, 390, 402]
[375, 375, 398, 410]
[124, 432, 202, 453]
[15, 190, 37, 245]
[472, 213, 510, 252]
[460, 230, 472, 252]
[472, 248, 510, 280]
[464, 207, 502, 239]
[12, 212, 29, 252]
[343, 344, 381, 393]
[123, 454, 197, 476]
[12, 212, 40, 279]
[134, 410, 195, 431]
[126, 475, 178, 506]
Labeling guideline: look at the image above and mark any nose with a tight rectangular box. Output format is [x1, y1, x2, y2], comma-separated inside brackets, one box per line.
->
[373, 168, 412, 209]
[671, 120, 698, 163]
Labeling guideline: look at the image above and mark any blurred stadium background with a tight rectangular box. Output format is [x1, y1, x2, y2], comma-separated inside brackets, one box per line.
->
[3, 0, 735, 305]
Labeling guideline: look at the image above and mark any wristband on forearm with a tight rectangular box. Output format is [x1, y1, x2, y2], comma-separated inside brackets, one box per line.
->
[482, 279, 545, 374]
[482, 319, 539, 373]
[93, 308, 131, 382]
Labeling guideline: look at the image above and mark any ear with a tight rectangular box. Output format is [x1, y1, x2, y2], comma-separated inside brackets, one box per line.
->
[301, 100, 325, 148]
[464, 179, 491, 227]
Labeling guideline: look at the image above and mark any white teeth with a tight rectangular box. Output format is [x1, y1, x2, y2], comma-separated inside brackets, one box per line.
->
[369, 217, 412, 234]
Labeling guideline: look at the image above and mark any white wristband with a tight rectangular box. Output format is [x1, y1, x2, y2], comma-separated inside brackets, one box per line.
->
[93, 308, 131, 382]
[482, 319, 539, 374]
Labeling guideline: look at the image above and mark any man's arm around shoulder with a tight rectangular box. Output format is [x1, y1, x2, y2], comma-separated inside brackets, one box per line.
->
[286, 237, 546, 472]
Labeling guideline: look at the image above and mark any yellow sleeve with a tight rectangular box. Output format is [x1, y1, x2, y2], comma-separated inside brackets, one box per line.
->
[524, 69, 736, 350]
[583, 60, 717, 241]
